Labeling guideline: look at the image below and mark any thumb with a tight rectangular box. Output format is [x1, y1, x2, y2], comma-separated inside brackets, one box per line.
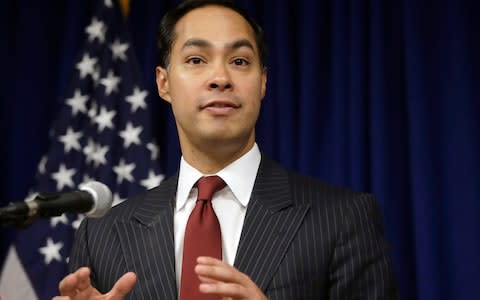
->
[107, 272, 137, 299]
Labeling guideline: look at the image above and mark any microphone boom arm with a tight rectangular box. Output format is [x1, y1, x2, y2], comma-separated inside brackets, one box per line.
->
[0, 192, 86, 228]
[0, 181, 112, 228]
[0, 193, 55, 228]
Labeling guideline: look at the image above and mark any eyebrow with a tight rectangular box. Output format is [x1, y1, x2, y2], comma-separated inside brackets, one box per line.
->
[180, 38, 255, 52]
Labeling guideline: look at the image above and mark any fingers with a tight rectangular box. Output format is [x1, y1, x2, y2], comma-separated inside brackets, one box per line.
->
[197, 275, 218, 284]
[57, 267, 136, 300]
[106, 272, 137, 299]
[199, 281, 248, 299]
[196, 257, 248, 283]
[58, 267, 92, 297]
[195, 256, 267, 300]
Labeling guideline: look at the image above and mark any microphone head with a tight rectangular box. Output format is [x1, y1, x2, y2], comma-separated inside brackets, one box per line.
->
[79, 181, 113, 218]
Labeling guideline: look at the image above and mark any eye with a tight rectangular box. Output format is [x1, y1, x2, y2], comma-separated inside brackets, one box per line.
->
[186, 57, 204, 64]
[232, 58, 249, 66]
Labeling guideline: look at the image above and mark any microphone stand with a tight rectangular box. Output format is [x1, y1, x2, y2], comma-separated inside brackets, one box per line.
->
[0, 211, 36, 228]
[0, 193, 61, 228]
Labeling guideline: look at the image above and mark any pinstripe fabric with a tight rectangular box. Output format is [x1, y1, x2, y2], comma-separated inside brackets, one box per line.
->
[69, 174, 179, 300]
[69, 155, 398, 299]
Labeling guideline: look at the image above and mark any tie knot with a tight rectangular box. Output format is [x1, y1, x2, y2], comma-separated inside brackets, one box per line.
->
[196, 176, 226, 202]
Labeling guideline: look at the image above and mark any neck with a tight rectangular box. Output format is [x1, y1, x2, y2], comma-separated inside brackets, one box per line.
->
[181, 138, 255, 174]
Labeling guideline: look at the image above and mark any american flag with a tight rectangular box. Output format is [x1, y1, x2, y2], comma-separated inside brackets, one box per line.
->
[0, 1, 163, 299]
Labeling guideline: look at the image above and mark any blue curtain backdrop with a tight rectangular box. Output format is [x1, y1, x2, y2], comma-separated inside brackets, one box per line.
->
[1, 1, 479, 299]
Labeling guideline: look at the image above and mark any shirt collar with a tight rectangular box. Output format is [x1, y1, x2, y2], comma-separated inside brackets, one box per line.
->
[176, 143, 261, 211]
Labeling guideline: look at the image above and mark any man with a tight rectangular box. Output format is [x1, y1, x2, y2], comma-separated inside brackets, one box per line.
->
[55, 0, 398, 299]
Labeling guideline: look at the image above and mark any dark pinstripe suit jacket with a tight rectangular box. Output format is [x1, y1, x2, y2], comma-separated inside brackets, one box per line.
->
[70, 155, 399, 299]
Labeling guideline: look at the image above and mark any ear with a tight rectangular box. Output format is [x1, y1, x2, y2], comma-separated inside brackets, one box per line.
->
[156, 66, 171, 103]
[260, 67, 267, 99]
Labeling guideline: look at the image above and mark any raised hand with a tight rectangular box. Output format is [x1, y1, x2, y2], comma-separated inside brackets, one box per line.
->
[52, 267, 136, 300]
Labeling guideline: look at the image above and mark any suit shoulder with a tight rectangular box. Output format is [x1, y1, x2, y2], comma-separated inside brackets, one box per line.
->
[286, 170, 374, 208]
[286, 171, 385, 231]
[259, 154, 369, 206]
[288, 169, 362, 195]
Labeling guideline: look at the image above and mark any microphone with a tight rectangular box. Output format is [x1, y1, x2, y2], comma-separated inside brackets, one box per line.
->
[0, 181, 113, 227]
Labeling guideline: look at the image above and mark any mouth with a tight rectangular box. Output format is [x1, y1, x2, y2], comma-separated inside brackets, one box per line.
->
[201, 100, 240, 115]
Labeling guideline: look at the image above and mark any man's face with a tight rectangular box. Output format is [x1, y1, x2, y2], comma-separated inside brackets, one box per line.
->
[156, 5, 267, 152]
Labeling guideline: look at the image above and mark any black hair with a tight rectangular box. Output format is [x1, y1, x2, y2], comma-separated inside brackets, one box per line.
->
[157, 0, 267, 68]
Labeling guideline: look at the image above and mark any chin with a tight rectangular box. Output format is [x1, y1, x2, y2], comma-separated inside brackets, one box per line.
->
[208, 131, 254, 147]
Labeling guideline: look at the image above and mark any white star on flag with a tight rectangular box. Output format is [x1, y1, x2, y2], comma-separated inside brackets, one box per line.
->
[140, 170, 164, 189]
[38, 238, 64, 265]
[126, 86, 148, 112]
[91, 143, 109, 167]
[94, 106, 116, 132]
[92, 68, 101, 85]
[51, 164, 76, 190]
[147, 142, 159, 160]
[38, 156, 48, 174]
[50, 214, 69, 228]
[76, 54, 98, 79]
[66, 89, 89, 115]
[113, 159, 136, 184]
[85, 17, 106, 43]
[88, 101, 98, 120]
[72, 215, 85, 230]
[59, 127, 83, 153]
[83, 138, 96, 163]
[104, 0, 113, 8]
[100, 70, 121, 95]
[112, 193, 126, 206]
[110, 39, 129, 61]
[119, 122, 143, 148]
[82, 174, 94, 185]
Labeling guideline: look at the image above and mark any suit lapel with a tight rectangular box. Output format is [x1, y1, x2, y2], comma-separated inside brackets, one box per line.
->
[234, 156, 310, 292]
[114, 174, 178, 299]
[112, 155, 308, 296]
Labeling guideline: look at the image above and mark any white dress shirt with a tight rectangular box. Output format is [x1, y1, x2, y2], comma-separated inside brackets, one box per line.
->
[173, 143, 261, 290]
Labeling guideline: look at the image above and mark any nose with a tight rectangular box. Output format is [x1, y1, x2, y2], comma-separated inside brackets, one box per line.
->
[208, 63, 233, 91]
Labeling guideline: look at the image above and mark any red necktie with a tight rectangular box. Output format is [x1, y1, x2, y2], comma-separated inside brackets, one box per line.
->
[180, 176, 226, 300]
